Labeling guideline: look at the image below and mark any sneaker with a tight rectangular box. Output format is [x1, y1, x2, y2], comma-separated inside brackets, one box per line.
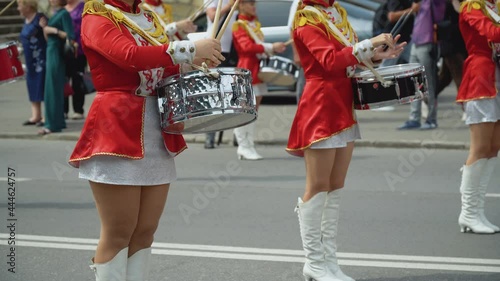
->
[397, 120, 421, 130]
[71, 113, 84, 120]
[420, 121, 437, 130]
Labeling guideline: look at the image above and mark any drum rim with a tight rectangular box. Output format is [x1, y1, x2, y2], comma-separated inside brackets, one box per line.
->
[263, 55, 295, 64]
[354, 63, 424, 79]
[156, 67, 251, 88]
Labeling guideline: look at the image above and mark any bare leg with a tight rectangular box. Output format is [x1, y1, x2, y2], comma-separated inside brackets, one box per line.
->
[329, 142, 355, 191]
[466, 122, 496, 165]
[128, 184, 170, 256]
[489, 121, 500, 158]
[90, 181, 141, 263]
[31, 102, 42, 122]
[255, 96, 263, 111]
[303, 148, 336, 202]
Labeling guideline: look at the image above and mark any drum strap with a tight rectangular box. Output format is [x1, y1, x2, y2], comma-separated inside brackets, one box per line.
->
[303, 6, 392, 87]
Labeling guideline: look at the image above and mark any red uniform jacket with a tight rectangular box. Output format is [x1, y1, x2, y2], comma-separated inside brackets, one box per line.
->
[457, 0, 500, 103]
[286, 2, 360, 157]
[69, 0, 186, 168]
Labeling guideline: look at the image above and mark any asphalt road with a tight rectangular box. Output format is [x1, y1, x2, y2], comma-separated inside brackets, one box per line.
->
[0, 139, 499, 281]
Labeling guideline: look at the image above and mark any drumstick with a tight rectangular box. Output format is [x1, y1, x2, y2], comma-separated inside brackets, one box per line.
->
[188, 0, 215, 21]
[383, 10, 412, 51]
[0, 0, 16, 16]
[211, 0, 224, 38]
[216, 0, 240, 40]
[284, 39, 294, 46]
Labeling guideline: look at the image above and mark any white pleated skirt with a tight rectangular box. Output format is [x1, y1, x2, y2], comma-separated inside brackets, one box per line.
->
[78, 97, 177, 186]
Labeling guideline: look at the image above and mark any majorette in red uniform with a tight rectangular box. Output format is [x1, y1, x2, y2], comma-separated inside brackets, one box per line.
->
[231, 3, 286, 160]
[286, 1, 404, 281]
[69, 0, 193, 168]
[67, 1, 223, 279]
[455, 0, 500, 235]
[286, 0, 367, 157]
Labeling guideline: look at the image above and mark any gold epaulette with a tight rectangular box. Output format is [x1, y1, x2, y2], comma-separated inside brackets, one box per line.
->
[293, 9, 346, 43]
[82, 0, 169, 45]
[460, 0, 485, 13]
[83, 0, 119, 27]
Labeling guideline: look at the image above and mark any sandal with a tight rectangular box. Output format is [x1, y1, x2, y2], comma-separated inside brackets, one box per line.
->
[37, 128, 51, 135]
[23, 119, 40, 126]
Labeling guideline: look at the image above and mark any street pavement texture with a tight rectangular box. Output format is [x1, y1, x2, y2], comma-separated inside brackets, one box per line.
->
[0, 79, 470, 149]
[0, 140, 499, 281]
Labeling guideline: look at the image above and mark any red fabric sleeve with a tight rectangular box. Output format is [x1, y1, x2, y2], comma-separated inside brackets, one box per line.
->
[232, 26, 266, 55]
[294, 24, 358, 72]
[81, 15, 175, 72]
[462, 7, 500, 42]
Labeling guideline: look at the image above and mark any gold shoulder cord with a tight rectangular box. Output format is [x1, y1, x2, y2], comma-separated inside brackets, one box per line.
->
[293, 4, 357, 46]
[83, 0, 170, 45]
[233, 19, 264, 42]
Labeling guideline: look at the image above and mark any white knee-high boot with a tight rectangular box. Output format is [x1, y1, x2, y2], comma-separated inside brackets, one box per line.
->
[234, 122, 262, 160]
[126, 247, 152, 281]
[322, 190, 355, 281]
[90, 247, 128, 281]
[478, 157, 499, 232]
[458, 159, 495, 234]
[296, 192, 341, 281]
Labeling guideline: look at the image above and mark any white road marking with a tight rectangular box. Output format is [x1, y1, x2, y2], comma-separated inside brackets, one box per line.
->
[0, 177, 32, 182]
[1, 234, 500, 273]
[486, 193, 500, 198]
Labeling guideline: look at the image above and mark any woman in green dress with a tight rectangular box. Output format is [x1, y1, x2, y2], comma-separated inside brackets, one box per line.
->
[38, 0, 74, 134]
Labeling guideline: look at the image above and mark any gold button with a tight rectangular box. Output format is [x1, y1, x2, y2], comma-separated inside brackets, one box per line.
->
[169, 49, 174, 55]
[131, 31, 137, 35]
[189, 47, 195, 53]
[370, 46, 375, 51]
[180, 47, 186, 53]
[137, 89, 142, 95]
[363, 48, 367, 52]
[354, 51, 358, 56]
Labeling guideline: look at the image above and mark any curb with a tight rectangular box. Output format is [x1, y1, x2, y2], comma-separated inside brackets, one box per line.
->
[0, 133, 470, 150]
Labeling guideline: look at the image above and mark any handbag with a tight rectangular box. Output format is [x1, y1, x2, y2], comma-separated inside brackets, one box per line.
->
[63, 38, 77, 59]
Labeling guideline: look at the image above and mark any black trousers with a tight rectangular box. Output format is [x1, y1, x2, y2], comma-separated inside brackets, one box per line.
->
[64, 54, 87, 114]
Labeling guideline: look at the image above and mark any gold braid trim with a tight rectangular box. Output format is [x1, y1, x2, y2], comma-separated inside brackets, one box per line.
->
[83, 0, 169, 45]
[83, 0, 120, 28]
[460, 0, 500, 27]
[293, 4, 357, 46]
[232, 20, 265, 41]
[161, 3, 174, 23]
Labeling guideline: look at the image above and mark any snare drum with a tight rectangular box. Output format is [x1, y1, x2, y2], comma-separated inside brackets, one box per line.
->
[258, 56, 299, 86]
[0, 41, 24, 85]
[351, 63, 427, 110]
[157, 67, 256, 134]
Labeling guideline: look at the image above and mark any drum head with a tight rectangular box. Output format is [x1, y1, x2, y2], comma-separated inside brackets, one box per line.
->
[354, 63, 424, 80]
[258, 69, 296, 86]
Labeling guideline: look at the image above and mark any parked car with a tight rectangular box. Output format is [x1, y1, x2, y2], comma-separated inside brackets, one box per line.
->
[189, 0, 381, 97]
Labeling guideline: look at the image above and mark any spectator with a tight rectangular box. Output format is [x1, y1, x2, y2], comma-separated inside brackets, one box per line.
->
[64, 0, 86, 120]
[18, 0, 47, 127]
[204, 0, 238, 149]
[397, 0, 447, 130]
[436, 0, 466, 96]
[38, 0, 74, 135]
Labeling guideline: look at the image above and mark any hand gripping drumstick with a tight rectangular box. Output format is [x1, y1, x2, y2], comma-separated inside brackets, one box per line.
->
[216, 0, 240, 40]
[211, 0, 224, 38]
[0, 0, 16, 16]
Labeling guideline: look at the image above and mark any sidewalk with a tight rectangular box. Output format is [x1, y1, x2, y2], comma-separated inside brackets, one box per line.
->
[0, 79, 470, 149]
